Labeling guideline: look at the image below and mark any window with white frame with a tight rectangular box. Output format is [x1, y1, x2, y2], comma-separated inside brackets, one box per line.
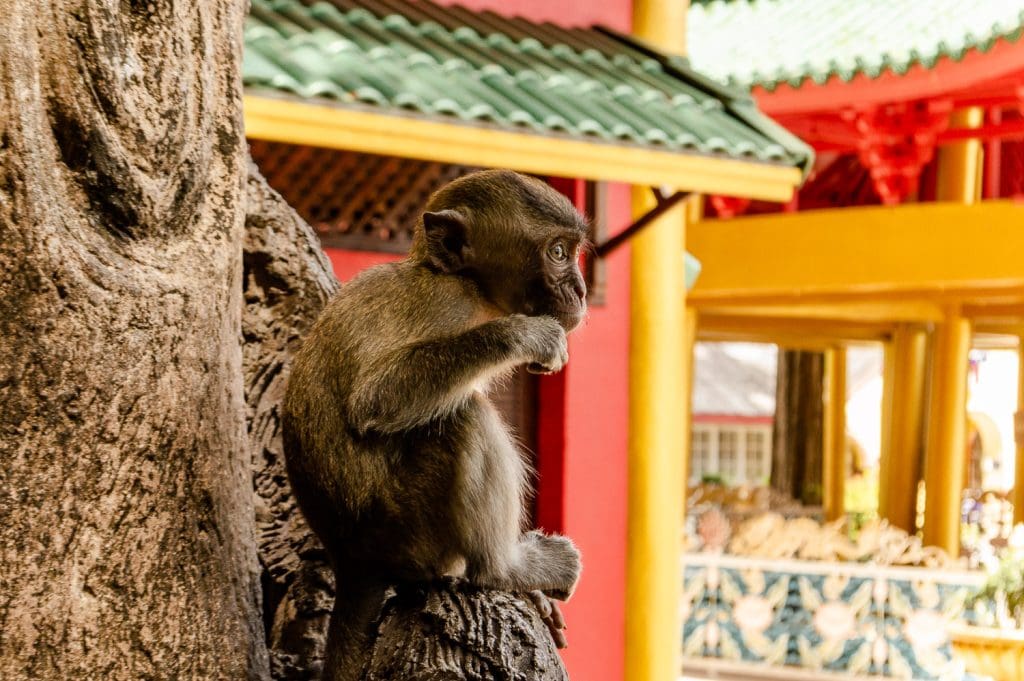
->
[689, 423, 773, 486]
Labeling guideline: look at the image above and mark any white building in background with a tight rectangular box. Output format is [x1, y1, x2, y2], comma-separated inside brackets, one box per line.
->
[690, 343, 776, 486]
[967, 349, 1018, 492]
[690, 342, 1020, 494]
[690, 342, 884, 486]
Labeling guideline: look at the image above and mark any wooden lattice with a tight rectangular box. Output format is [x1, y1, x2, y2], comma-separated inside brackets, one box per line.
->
[250, 140, 478, 253]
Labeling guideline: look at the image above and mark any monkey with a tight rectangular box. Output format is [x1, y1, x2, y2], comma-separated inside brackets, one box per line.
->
[282, 169, 589, 681]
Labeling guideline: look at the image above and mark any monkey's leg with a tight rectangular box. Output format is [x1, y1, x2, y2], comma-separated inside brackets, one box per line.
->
[322, 570, 389, 681]
[465, 531, 581, 602]
[348, 315, 565, 434]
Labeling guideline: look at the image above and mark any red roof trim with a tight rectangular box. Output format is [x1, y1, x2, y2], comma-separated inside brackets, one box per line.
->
[755, 39, 1024, 116]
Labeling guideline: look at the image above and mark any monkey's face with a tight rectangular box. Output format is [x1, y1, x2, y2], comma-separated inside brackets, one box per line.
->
[521, 234, 587, 331]
[418, 170, 589, 331]
[470, 224, 588, 332]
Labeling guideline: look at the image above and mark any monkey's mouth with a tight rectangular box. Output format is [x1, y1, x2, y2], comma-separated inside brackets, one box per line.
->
[554, 304, 586, 333]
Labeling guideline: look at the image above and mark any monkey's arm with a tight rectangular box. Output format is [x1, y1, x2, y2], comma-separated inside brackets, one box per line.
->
[348, 315, 565, 434]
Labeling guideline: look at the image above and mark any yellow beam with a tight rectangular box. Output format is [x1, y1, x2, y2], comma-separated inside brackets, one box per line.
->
[935, 108, 984, 205]
[972, 331, 1023, 349]
[878, 326, 928, 533]
[1015, 337, 1024, 524]
[965, 301, 1024, 323]
[697, 301, 946, 323]
[243, 94, 802, 202]
[823, 347, 848, 522]
[688, 201, 1024, 306]
[627, 4, 688, 681]
[697, 314, 892, 348]
[922, 314, 972, 554]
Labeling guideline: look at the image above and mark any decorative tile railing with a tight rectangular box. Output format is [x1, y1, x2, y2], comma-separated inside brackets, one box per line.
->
[682, 553, 986, 680]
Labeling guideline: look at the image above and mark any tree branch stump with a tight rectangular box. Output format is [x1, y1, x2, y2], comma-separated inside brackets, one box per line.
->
[365, 581, 568, 681]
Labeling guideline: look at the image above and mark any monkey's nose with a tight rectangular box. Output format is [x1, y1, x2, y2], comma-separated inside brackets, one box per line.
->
[573, 281, 586, 302]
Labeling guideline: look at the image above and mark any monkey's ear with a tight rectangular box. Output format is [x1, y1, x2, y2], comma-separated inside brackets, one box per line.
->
[422, 209, 473, 273]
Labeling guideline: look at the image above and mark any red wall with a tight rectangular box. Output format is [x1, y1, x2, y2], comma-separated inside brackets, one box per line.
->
[557, 183, 631, 681]
[433, 0, 631, 29]
[322, 182, 633, 681]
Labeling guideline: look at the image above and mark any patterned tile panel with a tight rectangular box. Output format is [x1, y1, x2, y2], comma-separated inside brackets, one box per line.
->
[683, 553, 985, 679]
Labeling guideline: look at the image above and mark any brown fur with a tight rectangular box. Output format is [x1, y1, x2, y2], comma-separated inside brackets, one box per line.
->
[282, 170, 588, 681]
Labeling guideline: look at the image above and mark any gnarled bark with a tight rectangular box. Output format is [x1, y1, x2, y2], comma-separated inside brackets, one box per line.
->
[366, 581, 568, 681]
[0, 0, 266, 678]
[242, 164, 338, 679]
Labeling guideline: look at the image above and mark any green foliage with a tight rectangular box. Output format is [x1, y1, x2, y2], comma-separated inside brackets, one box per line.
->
[969, 553, 1024, 628]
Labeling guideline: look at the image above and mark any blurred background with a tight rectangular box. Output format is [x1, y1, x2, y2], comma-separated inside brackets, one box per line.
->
[243, 1, 1024, 679]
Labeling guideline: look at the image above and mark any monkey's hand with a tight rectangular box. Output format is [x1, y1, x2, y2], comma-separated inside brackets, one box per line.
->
[512, 315, 568, 375]
[527, 590, 568, 649]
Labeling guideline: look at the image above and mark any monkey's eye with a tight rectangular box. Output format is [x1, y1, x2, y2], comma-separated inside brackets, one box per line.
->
[548, 242, 569, 263]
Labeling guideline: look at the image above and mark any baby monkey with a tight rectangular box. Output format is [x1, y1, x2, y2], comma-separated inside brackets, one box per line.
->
[282, 170, 588, 681]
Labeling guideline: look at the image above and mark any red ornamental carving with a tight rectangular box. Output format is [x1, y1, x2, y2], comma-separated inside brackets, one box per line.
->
[709, 195, 752, 218]
[851, 100, 952, 205]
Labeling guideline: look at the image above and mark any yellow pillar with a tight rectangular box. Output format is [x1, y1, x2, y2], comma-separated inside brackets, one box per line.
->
[878, 326, 928, 532]
[823, 347, 847, 521]
[920, 106, 981, 552]
[935, 107, 984, 205]
[683, 306, 698, 488]
[627, 190, 688, 681]
[1014, 337, 1024, 524]
[627, 6, 689, 680]
[922, 313, 972, 554]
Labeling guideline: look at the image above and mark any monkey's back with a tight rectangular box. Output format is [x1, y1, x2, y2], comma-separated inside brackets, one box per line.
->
[282, 261, 521, 578]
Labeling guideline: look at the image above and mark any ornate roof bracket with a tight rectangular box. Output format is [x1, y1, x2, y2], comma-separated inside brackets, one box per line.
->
[848, 100, 953, 204]
[595, 187, 691, 258]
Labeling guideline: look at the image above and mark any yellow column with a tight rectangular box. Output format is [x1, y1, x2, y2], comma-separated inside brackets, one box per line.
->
[823, 347, 848, 521]
[627, 189, 688, 681]
[920, 106, 981, 552]
[922, 313, 972, 554]
[1014, 337, 1024, 524]
[878, 326, 928, 532]
[683, 306, 698, 488]
[935, 107, 984, 205]
[627, 6, 689, 680]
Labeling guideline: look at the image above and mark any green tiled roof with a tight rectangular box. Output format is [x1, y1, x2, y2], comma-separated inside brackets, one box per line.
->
[243, 0, 813, 173]
[688, 0, 1024, 91]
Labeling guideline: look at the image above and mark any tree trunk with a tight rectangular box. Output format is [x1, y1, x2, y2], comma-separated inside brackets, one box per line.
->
[0, 1, 266, 678]
[770, 350, 825, 506]
[1, 4, 568, 680]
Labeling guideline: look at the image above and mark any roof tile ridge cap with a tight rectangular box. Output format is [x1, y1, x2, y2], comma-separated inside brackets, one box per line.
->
[592, 25, 813, 177]
[592, 25, 752, 104]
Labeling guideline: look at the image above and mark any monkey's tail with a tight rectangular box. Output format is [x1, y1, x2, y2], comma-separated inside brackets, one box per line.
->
[322, 569, 389, 681]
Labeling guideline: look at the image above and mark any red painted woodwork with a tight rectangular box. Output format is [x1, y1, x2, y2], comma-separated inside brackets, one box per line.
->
[754, 39, 1024, 116]
[851, 100, 951, 204]
[709, 195, 751, 219]
[324, 248, 400, 282]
